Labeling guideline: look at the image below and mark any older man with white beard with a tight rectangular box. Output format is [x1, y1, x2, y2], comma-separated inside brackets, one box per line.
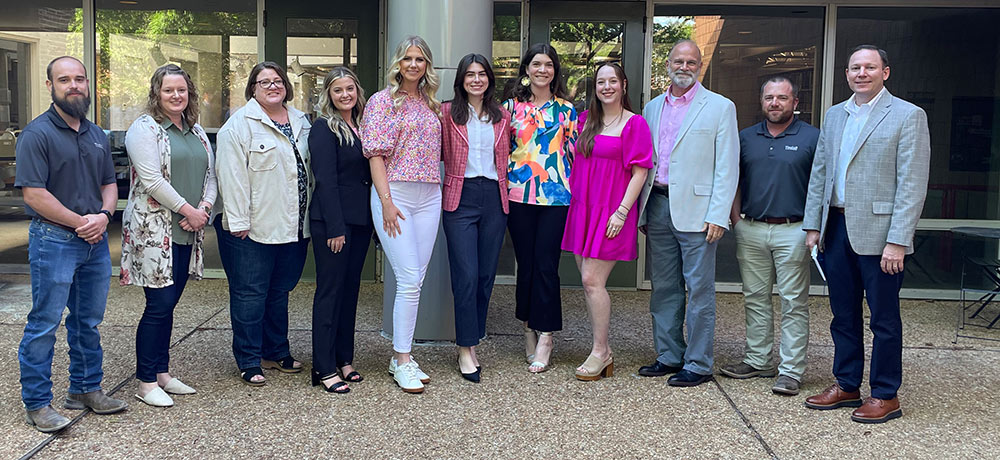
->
[636, 40, 739, 387]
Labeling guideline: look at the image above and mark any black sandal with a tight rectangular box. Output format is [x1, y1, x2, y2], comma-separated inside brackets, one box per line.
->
[339, 366, 364, 383]
[240, 367, 266, 386]
[262, 356, 302, 374]
[312, 371, 350, 394]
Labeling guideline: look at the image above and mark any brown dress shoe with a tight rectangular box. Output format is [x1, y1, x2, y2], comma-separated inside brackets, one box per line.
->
[851, 397, 902, 424]
[804, 384, 863, 410]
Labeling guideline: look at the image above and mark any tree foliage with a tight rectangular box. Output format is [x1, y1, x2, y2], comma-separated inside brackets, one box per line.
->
[651, 17, 694, 97]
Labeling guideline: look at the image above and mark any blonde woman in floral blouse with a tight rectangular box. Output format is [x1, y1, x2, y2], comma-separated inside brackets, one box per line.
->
[503, 43, 578, 374]
[361, 35, 441, 394]
[121, 64, 215, 407]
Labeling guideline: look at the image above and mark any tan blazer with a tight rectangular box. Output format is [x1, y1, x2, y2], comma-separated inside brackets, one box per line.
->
[802, 90, 930, 255]
[638, 86, 739, 232]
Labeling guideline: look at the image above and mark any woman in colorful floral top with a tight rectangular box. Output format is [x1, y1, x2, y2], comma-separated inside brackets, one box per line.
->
[502, 43, 578, 374]
[361, 36, 442, 394]
[122, 64, 215, 407]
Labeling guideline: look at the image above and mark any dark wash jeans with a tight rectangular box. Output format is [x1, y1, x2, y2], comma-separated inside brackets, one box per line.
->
[136, 243, 192, 382]
[20, 220, 110, 411]
[214, 219, 308, 371]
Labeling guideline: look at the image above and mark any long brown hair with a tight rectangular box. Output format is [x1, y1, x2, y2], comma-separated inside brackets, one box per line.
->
[578, 62, 632, 158]
[450, 53, 503, 125]
[505, 43, 569, 103]
[145, 64, 199, 124]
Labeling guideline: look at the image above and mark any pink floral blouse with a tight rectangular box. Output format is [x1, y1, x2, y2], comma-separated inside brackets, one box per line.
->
[361, 87, 441, 183]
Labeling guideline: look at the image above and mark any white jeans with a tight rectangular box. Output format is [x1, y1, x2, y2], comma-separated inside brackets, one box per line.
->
[371, 182, 442, 353]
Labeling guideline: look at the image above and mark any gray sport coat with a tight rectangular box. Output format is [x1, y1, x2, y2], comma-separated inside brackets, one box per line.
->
[802, 90, 930, 255]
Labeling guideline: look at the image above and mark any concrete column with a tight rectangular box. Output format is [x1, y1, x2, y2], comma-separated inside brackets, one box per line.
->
[381, 0, 493, 342]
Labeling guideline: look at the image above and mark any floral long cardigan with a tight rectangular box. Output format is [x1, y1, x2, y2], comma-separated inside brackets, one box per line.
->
[120, 114, 217, 287]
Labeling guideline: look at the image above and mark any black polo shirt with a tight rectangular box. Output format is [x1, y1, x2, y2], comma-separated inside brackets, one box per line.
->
[14, 104, 116, 217]
[738, 117, 819, 220]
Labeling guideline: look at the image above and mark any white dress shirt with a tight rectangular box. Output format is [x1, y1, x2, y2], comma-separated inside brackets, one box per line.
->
[832, 87, 886, 207]
[464, 104, 498, 180]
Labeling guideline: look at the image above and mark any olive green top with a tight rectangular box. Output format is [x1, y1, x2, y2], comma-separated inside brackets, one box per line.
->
[161, 119, 209, 245]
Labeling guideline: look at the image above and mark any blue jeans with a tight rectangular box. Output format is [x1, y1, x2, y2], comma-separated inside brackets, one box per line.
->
[215, 219, 308, 371]
[20, 220, 111, 411]
[136, 244, 192, 382]
[443, 177, 507, 347]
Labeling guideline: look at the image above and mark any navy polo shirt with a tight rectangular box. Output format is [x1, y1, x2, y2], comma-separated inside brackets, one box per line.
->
[14, 104, 116, 217]
[738, 117, 819, 220]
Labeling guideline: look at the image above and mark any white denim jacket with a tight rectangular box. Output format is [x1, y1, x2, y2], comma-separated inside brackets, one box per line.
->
[215, 98, 312, 243]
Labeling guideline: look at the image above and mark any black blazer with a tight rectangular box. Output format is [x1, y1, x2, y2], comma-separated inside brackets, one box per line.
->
[307, 118, 373, 238]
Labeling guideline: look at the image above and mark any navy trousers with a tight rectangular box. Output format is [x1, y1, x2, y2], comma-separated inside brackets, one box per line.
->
[819, 212, 904, 400]
[443, 177, 507, 347]
[137, 243, 192, 382]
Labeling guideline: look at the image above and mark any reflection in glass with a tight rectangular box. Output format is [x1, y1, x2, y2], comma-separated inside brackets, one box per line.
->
[0, 6, 84, 203]
[837, 7, 1000, 222]
[93, 0, 257, 131]
[652, 6, 823, 130]
[286, 18, 359, 120]
[548, 21, 623, 112]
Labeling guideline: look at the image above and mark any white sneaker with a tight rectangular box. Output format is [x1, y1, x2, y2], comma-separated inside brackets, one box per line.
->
[392, 361, 425, 393]
[389, 357, 430, 384]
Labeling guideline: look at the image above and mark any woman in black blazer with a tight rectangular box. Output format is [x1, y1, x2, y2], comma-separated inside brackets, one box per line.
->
[306, 66, 373, 394]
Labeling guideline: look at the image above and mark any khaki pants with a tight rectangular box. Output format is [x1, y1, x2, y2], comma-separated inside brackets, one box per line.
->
[733, 219, 811, 380]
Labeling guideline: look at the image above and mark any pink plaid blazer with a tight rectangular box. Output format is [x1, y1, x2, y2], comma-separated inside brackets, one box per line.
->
[441, 101, 511, 213]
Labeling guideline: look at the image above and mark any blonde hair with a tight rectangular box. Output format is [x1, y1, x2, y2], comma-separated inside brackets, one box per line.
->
[317, 66, 366, 146]
[386, 35, 440, 115]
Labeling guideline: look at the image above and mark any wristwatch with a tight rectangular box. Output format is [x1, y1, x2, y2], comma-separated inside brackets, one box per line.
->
[200, 205, 212, 214]
[99, 210, 113, 223]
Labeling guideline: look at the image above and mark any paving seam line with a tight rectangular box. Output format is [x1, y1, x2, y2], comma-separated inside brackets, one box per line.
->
[17, 305, 227, 460]
[713, 379, 780, 460]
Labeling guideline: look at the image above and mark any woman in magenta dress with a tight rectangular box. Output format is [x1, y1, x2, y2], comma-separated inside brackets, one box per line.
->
[562, 62, 653, 381]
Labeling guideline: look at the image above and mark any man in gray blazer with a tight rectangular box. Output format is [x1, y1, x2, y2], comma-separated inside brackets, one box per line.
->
[637, 40, 739, 387]
[802, 45, 930, 424]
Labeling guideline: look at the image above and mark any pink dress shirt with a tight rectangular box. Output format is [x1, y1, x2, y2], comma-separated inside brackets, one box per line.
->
[655, 81, 701, 185]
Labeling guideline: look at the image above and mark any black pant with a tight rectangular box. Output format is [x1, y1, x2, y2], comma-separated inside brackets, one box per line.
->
[507, 202, 568, 332]
[443, 178, 508, 347]
[136, 243, 192, 382]
[310, 221, 373, 379]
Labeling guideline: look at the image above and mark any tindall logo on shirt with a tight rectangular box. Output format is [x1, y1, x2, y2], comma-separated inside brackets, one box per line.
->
[785, 145, 799, 151]
[94, 142, 103, 149]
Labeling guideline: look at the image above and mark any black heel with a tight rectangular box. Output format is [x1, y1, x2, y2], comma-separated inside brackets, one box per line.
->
[311, 371, 321, 387]
[461, 368, 481, 383]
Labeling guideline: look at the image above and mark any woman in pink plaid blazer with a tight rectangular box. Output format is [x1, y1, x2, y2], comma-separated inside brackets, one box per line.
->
[440, 53, 511, 383]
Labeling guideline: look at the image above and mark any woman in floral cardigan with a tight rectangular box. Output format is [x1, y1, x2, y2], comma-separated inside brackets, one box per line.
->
[121, 64, 216, 407]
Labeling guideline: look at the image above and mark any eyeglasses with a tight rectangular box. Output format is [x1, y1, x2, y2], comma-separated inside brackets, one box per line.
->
[256, 79, 285, 89]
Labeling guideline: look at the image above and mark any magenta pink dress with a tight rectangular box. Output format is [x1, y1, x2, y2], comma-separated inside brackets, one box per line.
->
[562, 112, 654, 261]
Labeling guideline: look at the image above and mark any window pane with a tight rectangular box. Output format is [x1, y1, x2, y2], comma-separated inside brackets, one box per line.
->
[549, 21, 623, 111]
[652, 6, 824, 129]
[493, 1, 520, 104]
[836, 7, 1000, 221]
[286, 18, 359, 121]
[94, 0, 257, 131]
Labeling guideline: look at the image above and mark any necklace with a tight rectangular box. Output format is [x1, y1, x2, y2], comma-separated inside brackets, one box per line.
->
[602, 109, 624, 128]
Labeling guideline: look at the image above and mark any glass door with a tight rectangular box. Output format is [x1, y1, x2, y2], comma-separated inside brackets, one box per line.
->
[262, 1, 379, 281]
[529, 1, 646, 288]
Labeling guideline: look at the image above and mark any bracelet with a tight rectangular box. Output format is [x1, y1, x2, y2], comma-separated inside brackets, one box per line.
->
[380, 192, 392, 201]
[99, 210, 113, 223]
[613, 210, 628, 220]
[200, 205, 212, 214]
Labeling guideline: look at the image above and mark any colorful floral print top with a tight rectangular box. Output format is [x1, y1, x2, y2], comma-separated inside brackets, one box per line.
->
[503, 97, 577, 206]
[361, 87, 441, 183]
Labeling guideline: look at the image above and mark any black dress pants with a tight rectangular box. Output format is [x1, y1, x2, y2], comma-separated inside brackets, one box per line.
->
[507, 202, 568, 332]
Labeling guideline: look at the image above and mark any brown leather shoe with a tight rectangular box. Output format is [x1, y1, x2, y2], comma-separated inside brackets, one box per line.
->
[851, 397, 902, 424]
[803, 384, 863, 410]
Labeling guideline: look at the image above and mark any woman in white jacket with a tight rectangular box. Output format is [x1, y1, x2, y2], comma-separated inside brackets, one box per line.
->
[214, 61, 313, 386]
[122, 64, 215, 406]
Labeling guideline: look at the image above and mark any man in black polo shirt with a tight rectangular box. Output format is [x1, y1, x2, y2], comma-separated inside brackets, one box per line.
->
[720, 76, 819, 396]
[15, 56, 126, 432]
